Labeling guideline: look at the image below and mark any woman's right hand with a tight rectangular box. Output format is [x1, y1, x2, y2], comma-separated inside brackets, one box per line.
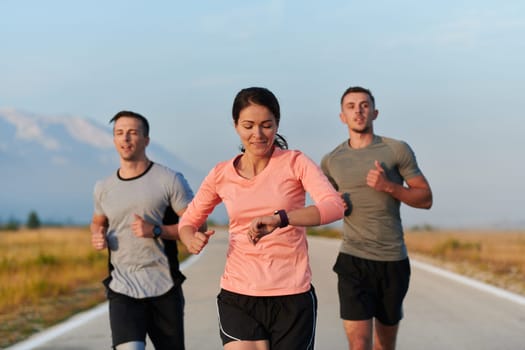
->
[248, 215, 280, 245]
[181, 228, 215, 254]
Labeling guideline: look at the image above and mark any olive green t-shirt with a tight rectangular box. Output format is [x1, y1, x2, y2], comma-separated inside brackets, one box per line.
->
[321, 135, 422, 261]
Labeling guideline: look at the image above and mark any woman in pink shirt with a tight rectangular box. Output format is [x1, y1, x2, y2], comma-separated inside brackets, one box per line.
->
[179, 87, 344, 350]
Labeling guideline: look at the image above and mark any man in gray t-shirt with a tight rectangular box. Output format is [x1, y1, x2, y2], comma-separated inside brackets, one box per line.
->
[91, 110, 198, 350]
[321, 87, 433, 350]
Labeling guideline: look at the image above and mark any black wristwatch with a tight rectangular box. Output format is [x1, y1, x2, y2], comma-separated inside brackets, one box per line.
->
[274, 210, 289, 228]
[153, 225, 162, 238]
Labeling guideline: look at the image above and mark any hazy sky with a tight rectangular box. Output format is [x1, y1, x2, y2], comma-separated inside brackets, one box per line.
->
[2, 0, 524, 228]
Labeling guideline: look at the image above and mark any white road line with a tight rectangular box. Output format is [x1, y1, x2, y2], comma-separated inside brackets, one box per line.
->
[411, 259, 525, 306]
[5, 253, 202, 350]
[5, 303, 109, 350]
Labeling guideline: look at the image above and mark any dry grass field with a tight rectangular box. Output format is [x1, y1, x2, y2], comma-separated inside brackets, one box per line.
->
[405, 228, 525, 296]
[0, 226, 189, 348]
[1, 226, 524, 348]
[0, 227, 108, 347]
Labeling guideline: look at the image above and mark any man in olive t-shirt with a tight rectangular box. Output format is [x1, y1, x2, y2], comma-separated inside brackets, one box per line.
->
[321, 86, 433, 350]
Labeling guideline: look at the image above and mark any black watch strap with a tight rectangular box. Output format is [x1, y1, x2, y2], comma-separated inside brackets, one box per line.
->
[274, 210, 289, 228]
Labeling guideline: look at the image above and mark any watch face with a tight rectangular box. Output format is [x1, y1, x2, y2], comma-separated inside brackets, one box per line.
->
[153, 225, 162, 237]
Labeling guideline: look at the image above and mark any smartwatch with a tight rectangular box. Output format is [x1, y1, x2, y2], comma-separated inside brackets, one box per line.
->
[274, 210, 289, 228]
[153, 225, 162, 238]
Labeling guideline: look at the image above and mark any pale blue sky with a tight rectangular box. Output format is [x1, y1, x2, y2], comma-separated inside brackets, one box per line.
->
[2, 0, 524, 228]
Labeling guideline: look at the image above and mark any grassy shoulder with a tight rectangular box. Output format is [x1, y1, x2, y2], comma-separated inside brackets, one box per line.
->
[404, 228, 525, 296]
[0, 226, 190, 348]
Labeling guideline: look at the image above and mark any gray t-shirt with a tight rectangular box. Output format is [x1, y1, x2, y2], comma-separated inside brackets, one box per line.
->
[93, 162, 194, 298]
[321, 136, 422, 261]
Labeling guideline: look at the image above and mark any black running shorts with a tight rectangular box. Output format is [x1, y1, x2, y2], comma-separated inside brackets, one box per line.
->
[107, 285, 185, 350]
[333, 252, 410, 326]
[217, 287, 317, 350]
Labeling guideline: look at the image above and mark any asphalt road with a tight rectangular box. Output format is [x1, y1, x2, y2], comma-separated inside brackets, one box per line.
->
[7, 230, 525, 350]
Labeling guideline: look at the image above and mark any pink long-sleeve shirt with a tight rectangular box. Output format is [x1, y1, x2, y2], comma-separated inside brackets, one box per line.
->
[179, 148, 344, 296]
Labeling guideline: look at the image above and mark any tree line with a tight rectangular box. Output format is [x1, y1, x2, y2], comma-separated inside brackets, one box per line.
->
[0, 210, 41, 231]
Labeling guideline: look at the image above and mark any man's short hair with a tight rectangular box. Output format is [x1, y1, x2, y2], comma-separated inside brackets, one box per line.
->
[340, 86, 375, 107]
[110, 111, 150, 137]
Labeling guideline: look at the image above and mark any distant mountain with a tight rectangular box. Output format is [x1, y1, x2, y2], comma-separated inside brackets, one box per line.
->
[0, 108, 210, 225]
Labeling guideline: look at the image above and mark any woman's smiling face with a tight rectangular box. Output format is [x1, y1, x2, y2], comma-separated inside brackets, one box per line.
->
[235, 104, 277, 158]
